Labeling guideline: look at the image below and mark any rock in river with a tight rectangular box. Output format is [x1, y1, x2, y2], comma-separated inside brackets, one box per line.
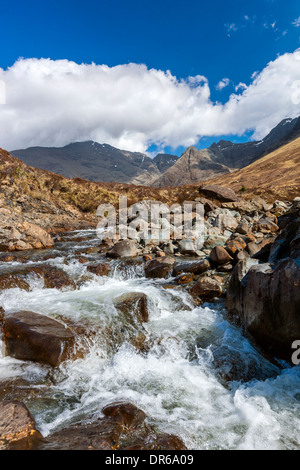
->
[1, 311, 76, 367]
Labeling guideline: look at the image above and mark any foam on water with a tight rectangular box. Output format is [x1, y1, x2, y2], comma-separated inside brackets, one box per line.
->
[0, 240, 299, 449]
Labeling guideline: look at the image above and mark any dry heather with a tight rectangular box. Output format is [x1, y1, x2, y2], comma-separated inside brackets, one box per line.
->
[0, 148, 200, 221]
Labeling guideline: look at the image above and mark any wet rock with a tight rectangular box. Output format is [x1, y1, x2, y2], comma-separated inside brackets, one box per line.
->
[106, 239, 138, 259]
[86, 262, 111, 277]
[190, 277, 222, 301]
[76, 256, 90, 264]
[0, 272, 31, 291]
[175, 273, 195, 285]
[0, 400, 43, 450]
[114, 292, 149, 323]
[85, 247, 101, 254]
[145, 257, 174, 279]
[210, 246, 232, 266]
[0, 264, 76, 291]
[212, 345, 280, 384]
[36, 402, 187, 450]
[172, 259, 210, 277]
[2, 311, 76, 367]
[226, 259, 300, 361]
[102, 402, 147, 427]
[199, 185, 239, 203]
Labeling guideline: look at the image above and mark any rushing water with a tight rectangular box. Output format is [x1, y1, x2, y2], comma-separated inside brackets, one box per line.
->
[0, 230, 299, 450]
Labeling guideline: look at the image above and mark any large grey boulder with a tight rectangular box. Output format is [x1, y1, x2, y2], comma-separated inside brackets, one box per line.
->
[199, 185, 239, 203]
[226, 259, 300, 361]
[106, 239, 138, 259]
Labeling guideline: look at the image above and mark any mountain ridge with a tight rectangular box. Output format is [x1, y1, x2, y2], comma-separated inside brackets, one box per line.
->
[10, 115, 300, 187]
[153, 116, 300, 186]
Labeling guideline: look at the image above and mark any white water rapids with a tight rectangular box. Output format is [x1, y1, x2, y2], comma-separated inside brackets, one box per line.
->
[0, 230, 299, 450]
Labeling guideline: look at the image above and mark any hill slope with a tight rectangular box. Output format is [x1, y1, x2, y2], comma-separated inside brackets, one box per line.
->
[154, 116, 300, 187]
[202, 136, 300, 201]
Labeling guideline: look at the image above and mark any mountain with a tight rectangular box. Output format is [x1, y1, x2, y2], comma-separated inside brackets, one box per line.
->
[201, 135, 300, 202]
[153, 153, 179, 173]
[11, 116, 300, 187]
[11, 141, 163, 186]
[154, 116, 300, 187]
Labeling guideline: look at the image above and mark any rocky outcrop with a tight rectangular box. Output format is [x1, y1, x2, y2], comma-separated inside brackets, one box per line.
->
[226, 201, 300, 361]
[1, 311, 76, 366]
[0, 222, 54, 251]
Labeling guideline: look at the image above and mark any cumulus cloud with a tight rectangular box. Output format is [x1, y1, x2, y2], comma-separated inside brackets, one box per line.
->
[0, 49, 300, 152]
[216, 78, 230, 90]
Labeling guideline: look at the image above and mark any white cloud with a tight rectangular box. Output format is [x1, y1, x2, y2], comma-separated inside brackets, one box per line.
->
[292, 17, 300, 27]
[225, 23, 238, 33]
[235, 82, 247, 92]
[216, 78, 230, 90]
[0, 50, 300, 152]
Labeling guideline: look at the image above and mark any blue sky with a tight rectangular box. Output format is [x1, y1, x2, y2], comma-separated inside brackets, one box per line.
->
[0, 0, 300, 155]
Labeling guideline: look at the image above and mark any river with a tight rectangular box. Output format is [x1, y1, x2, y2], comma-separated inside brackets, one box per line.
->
[0, 230, 299, 450]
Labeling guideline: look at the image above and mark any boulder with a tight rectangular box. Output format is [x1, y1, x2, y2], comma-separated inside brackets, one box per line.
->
[2, 222, 55, 252]
[175, 273, 195, 284]
[86, 262, 111, 277]
[212, 345, 280, 384]
[253, 219, 279, 234]
[195, 197, 218, 214]
[172, 259, 210, 277]
[114, 292, 149, 323]
[35, 402, 187, 450]
[236, 222, 250, 235]
[177, 239, 197, 256]
[0, 400, 42, 450]
[226, 259, 300, 361]
[225, 238, 247, 257]
[199, 185, 239, 203]
[190, 277, 222, 301]
[145, 257, 174, 279]
[0, 265, 76, 291]
[247, 239, 273, 258]
[210, 246, 232, 265]
[2, 311, 76, 366]
[214, 214, 239, 232]
[106, 240, 138, 259]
